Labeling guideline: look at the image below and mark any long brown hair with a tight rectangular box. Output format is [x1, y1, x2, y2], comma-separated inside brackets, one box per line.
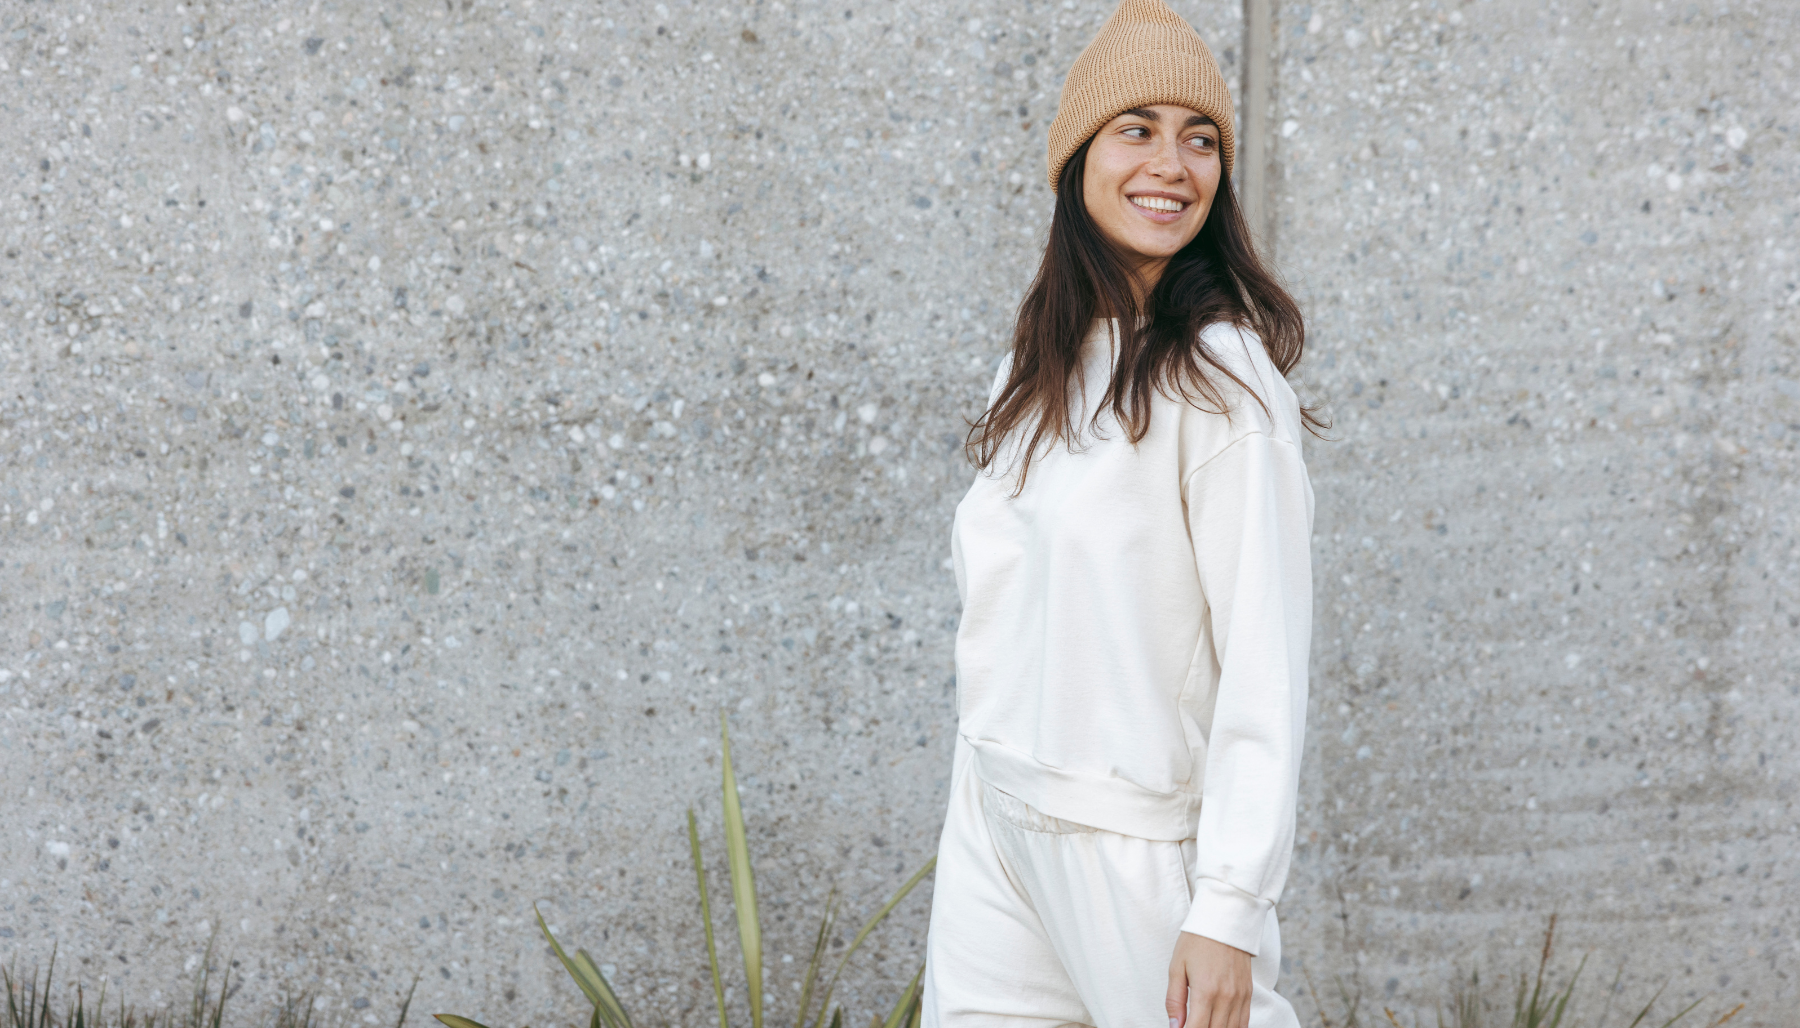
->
[966, 135, 1325, 487]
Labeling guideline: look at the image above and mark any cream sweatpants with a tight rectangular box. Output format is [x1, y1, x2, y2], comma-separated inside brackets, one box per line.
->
[923, 741, 1299, 1028]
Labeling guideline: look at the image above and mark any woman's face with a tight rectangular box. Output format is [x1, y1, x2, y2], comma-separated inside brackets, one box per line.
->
[1080, 104, 1222, 276]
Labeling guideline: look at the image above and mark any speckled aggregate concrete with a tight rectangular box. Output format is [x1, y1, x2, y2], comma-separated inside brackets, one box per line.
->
[0, 1, 1792, 1026]
[1270, 3, 1797, 1023]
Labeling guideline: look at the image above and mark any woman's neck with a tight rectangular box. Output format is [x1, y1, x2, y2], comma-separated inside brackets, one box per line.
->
[1094, 259, 1166, 318]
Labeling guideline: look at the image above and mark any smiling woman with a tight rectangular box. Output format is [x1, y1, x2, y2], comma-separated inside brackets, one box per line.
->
[922, 3, 1324, 1028]
[1082, 105, 1223, 281]
[967, 90, 1317, 483]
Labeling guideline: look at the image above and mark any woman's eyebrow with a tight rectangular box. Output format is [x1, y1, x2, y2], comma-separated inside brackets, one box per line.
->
[1119, 108, 1215, 130]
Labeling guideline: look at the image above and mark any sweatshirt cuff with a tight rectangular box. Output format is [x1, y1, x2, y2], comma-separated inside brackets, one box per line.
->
[1180, 877, 1270, 956]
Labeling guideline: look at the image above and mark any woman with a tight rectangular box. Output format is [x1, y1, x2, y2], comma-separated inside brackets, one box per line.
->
[921, 2, 1322, 1027]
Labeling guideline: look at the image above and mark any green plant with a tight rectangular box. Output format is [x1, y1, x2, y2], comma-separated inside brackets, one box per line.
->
[2, 938, 416, 1028]
[2, 941, 237, 1028]
[436, 713, 935, 1028]
[1348, 915, 1744, 1028]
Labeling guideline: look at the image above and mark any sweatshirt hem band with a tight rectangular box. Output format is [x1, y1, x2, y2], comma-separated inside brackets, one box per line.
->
[965, 735, 1202, 842]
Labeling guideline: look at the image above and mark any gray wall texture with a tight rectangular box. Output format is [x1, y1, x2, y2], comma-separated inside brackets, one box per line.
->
[2, 0, 1794, 1025]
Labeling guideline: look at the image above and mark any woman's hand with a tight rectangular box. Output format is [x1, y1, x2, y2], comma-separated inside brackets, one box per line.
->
[1165, 931, 1253, 1028]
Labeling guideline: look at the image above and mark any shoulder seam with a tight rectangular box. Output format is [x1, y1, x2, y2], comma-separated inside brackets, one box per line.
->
[1180, 431, 1302, 494]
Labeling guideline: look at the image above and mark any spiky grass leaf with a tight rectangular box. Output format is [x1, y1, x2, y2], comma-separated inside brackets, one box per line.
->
[1547, 954, 1586, 1028]
[806, 858, 937, 1028]
[433, 1015, 494, 1028]
[575, 950, 635, 1028]
[532, 904, 633, 1028]
[42, 946, 59, 1028]
[1447, 969, 1480, 1028]
[878, 964, 924, 1028]
[793, 890, 839, 1028]
[533, 904, 604, 1008]
[1654, 997, 1707, 1028]
[719, 713, 763, 1028]
[688, 808, 731, 1028]
[394, 977, 419, 1028]
[1623, 983, 1670, 1028]
[4, 962, 20, 1028]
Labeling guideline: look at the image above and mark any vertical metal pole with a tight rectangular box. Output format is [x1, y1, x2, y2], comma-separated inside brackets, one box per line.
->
[1239, 0, 1273, 253]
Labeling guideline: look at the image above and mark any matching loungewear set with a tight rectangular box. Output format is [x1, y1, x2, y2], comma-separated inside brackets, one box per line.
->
[923, 322, 1314, 1028]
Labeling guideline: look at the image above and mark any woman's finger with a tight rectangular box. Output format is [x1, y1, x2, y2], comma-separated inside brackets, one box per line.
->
[1216, 986, 1245, 1028]
[1164, 963, 1188, 1028]
[1201, 983, 1245, 1028]
[1189, 990, 1213, 1028]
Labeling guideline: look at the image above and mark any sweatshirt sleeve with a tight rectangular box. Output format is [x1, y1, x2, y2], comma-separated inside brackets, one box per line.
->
[1178, 431, 1314, 955]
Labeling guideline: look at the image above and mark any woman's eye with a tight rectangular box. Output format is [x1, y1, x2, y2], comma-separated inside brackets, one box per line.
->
[1124, 126, 1149, 138]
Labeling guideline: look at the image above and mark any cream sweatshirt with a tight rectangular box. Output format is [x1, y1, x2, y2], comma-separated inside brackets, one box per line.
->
[949, 318, 1314, 957]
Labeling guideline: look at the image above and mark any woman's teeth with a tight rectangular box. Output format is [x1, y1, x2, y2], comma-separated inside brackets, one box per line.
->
[1130, 195, 1187, 213]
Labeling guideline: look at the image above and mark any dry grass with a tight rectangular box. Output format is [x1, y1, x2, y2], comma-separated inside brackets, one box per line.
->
[1307, 915, 1746, 1028]
[1, 941, 416, 1028]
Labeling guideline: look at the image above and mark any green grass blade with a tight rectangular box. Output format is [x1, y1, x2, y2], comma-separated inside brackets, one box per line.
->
[209, 962, 232, 1028]
[1598, 962, 1627, 1028]
[1546, 954, 1586, 1028]
[432, 1016, 494, 1028]
[535, 904, 635, 1028]
[187, 937, 205, 1028]
[879, 964, 925, 1028]
[828, 1008, 842, 1028]
[1654, 997, 1706, 1028]
[394, 977, 420, 1028]
[690, 808, 731, 1028]
[574, 950, 635, 1028]
[42, 945, 57, 1028]
[1623, 983, 1669, 1028]
[720, 713, 763, 1028]
[794, 890, 838, 1028]
[809, 857, 937, 1028]
[4, 963, 19, 1028]
[534, 904, 606, 1009]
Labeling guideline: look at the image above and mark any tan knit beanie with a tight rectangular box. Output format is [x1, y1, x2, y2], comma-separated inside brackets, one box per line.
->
[1045, 0, 1237, 192]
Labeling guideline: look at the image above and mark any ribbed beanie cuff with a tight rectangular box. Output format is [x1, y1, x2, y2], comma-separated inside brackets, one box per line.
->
[1046, 0, 1237, 192]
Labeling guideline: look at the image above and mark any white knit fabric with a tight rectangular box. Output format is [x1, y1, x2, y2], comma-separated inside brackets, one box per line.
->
[922, 736, 1301, 1028]
[948, 318, 1314, 955]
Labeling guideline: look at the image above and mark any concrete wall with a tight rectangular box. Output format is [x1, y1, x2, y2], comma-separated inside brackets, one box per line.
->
[1, 1, 1792, 1026]
[1272, 2, 1797, 1022]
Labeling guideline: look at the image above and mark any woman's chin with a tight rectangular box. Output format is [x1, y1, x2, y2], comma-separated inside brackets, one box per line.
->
[1116, 235, 1189, 265]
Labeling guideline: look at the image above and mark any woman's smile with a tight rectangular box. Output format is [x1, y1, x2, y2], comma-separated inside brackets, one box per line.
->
[1127, 191, 1192, 222]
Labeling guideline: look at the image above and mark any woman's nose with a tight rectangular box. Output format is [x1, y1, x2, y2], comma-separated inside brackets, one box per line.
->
[1146, 138, 1185, 180]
